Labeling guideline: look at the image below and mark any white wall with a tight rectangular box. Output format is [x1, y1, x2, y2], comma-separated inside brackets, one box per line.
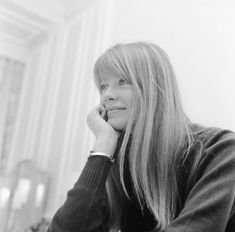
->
[41, 0, 115, 217]
[106, 0, 235, 131]
[0, 0, 114, 221]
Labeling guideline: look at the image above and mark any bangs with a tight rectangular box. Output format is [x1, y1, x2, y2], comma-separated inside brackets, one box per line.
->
[93, 49, 131, 91]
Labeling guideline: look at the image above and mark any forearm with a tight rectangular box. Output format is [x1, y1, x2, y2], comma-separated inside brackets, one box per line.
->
[47, 156, 112, 232]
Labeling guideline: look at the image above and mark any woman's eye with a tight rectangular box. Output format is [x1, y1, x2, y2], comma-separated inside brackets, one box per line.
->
[119, 79, 127, 85]
[100, 84, 107, 91]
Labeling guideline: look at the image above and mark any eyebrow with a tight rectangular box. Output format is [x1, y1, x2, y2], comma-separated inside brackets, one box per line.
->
[101, 74, 125, 82]
[99, 75, 110, 83]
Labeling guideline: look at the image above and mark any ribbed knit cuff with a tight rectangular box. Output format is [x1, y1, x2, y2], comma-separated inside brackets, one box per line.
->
[74, 156, 112, 193]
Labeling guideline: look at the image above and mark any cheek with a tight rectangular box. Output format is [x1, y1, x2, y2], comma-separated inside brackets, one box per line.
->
[107, 111, 129, 130]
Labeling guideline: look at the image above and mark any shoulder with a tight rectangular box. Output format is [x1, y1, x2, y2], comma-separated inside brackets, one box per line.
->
[190, 123, 235, 153]
[173, 125, 235, 231]
[185, 124, 235, 184]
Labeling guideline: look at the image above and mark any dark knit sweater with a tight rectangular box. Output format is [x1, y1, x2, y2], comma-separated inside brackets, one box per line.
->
[48, 125, 235, 232]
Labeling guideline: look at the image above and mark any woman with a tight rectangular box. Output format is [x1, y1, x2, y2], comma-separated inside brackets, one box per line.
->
[48, 42, 235, 232]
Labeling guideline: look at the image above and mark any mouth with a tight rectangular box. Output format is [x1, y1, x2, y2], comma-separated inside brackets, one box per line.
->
[106, 107, 126, 112]
[107, 108, 126, 116]
[108, 108, 126, 111]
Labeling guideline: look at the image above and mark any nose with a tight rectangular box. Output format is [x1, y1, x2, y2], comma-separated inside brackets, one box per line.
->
[100, 86, 118, 104]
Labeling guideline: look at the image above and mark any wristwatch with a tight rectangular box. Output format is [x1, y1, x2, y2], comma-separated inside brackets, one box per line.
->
[89, 150, 114, 163]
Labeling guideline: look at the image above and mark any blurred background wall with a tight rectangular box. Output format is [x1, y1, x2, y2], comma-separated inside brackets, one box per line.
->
[0, 0, 234, 230]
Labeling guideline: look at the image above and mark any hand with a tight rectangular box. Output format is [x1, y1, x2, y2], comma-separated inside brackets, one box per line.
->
[87, 104, 121, 154]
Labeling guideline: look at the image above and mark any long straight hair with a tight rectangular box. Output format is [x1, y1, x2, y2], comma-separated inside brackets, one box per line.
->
[94, 42, 199, 231]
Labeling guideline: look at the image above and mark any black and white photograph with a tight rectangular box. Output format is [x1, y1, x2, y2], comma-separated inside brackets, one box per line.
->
[0, 0, 235, 231]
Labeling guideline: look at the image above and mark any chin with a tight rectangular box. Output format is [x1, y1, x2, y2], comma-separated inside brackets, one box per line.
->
[108, 119, 127, 131]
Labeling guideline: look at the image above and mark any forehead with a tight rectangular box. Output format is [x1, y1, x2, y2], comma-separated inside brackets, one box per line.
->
[100, 73, 122, 83]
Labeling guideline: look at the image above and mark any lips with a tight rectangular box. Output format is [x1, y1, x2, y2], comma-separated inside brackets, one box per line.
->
[107, 109, 125, 117]
[106, 107, 126, 118]
[106, 107, 126, 112]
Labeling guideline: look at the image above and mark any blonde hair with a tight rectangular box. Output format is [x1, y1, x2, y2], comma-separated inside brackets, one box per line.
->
[94, 42, 196, 231]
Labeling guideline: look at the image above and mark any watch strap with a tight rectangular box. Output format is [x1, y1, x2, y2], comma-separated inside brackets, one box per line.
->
[89, 150, 114, 163]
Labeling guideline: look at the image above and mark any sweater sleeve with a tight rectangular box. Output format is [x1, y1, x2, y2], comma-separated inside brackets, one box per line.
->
[47, 156, 112, 232]
[162, 131, 235, 232]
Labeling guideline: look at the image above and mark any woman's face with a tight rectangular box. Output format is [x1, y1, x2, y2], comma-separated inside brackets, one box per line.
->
[100, 75, 134, 131]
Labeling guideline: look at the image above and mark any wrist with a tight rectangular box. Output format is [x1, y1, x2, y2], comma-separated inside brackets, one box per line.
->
[93, 135, 118, 156]
[97, 131, 119, 141]
[89, 151, 114, 163]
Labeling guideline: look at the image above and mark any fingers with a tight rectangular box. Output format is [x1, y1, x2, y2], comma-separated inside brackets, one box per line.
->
[95, 104, 106, 119]
[101, 106, 106, 118]
[100, 110, 105, 118]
